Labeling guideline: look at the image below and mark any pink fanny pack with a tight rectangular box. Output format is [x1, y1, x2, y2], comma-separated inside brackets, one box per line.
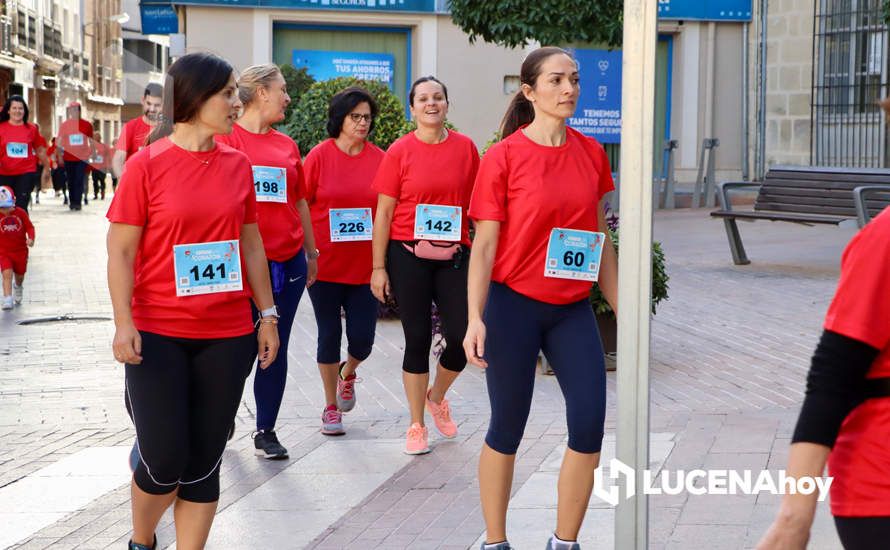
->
[402, 240, 461, 261]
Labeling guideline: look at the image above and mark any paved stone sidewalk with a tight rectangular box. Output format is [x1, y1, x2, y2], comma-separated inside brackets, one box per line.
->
[1, 193, 854, 549]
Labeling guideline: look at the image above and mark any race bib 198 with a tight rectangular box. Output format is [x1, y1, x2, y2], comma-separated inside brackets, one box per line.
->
[172, 239, 242, 296]
[329, 208, 372, 242]
[414, 204, 461, 241]
[252, 165, 287, 203]
[6, 142, 27, 158]
[544, 228, 605, 282]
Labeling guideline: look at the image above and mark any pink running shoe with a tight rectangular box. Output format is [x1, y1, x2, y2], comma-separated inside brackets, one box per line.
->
[321, 404, 345, 436]
[337, 371, 357, 412]
[425, 390, 458, 439]
[404, 422, 430, 455]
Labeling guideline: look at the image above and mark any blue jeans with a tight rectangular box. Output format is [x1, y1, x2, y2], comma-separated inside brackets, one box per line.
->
[64, 160, 87, 208]
[251, 250, 306, 432]
[483, 283, 606, 455]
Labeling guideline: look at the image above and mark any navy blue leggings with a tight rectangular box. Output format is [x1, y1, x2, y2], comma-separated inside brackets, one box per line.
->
[251, 251, 306, 431]
[483, 283, 607, 455]
[64, 160, 87, 208]
[307, 280, 377, 364]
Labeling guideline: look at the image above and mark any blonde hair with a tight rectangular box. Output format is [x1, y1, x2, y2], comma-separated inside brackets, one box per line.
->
[238, 64, 282, 106]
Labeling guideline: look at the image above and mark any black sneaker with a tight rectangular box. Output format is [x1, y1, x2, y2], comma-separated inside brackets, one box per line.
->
[128, 535, 157, 550]
[253, 430, 288, 460]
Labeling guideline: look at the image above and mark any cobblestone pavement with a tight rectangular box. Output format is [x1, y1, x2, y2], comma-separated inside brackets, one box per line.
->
[0, 192, 856, 549]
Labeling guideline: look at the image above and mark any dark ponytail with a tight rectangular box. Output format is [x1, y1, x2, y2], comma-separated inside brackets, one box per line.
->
[499, 46, 575, 139]
[147, 52, 234, 146]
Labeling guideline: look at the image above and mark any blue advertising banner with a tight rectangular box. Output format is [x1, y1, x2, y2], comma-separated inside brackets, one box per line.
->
[657, 0, 752, 21]
[148, 0, 436, 12]
[139, 3, 179, 34]
[568, 49, 622, 144]
[292, 50, 395, 89]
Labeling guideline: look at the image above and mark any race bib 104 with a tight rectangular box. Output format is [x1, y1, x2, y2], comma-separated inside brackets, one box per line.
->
[6, 142, 27, 158]
[414, 204, 461, 241]
[329, 208, 372, 242]
[544, 228, 605, 282]
[173, 239, 243, 297]
[252, 165, 287, 203]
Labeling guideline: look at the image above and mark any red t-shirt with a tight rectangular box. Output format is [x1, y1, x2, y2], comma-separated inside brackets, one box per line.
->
[216, 124, 305, 262]
[371, 130, 478, 246]
[469, 127, 614, 305]
[106, 138, 258, 339]
[89, 142, 112, 172]
[305, 138, 384, 285]
[0, 122, 42, 175]
[116, 117, 152, 159]
[58, 118, 94, 162]
[0, 206, 34, 254]
[825, 207, 890, 517]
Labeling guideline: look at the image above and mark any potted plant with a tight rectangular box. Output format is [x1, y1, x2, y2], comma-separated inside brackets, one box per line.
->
[589, 203, 670, 354]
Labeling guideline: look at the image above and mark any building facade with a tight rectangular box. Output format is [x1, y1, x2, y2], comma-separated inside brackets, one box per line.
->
[121, 0, 167, 122]
[85, 0, 124, 144]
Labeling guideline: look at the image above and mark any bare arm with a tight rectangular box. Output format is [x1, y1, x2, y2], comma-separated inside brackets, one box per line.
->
[464, 220, 500, 368]
[107, 223, 143, 364]
[112, 150, 127, 179]
[296, 198, 318, 286]
[241, 222, 279, 369]
[370, 194, 396, 302]
[756, 442, 830, 549]
[597, 199, 618, 315]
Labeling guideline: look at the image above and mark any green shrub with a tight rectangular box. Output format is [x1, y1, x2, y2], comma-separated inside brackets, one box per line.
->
[284, 77, 406, 156]
[279, 64, 315, 124]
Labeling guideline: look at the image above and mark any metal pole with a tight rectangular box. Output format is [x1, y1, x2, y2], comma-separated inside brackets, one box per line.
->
[756, 0, 768, 179]
[742, 23, 750, 181]
[615, 0, 656, 548]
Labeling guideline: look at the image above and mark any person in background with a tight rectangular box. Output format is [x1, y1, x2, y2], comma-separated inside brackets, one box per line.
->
[90, 133, 111, 200]
[47, 137, 67, 204]
[0, 95, 48, 212]
[113, 83, 162, 178]
[57, 101, 94, 210]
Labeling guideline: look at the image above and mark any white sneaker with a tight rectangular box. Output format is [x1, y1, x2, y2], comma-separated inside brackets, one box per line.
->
[1, 295, 12, 310]
[12, 283, 22, 305]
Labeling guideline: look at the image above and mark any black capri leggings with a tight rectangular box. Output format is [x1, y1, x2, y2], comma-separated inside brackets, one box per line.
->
[835, 516, 890, 549]
[125, 331, 256, 503]
[386, 241, 468, 374]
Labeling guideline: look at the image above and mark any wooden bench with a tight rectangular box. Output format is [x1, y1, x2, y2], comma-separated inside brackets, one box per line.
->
[710, 166, 890, 265]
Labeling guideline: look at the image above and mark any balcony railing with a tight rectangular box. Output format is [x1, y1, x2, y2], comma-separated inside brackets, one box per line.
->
[0, 16, 12, 55]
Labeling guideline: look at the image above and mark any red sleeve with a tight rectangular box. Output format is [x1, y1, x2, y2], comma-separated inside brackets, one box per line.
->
[302, 146, 320, 204]
[468, 142, 508, 222]
[106, 159, 149, 226]
[588, 138, 615, 199]
[824, 214, 890, 350]
[239, 160, 258, 224]
[466, 141, 480, 207]
[32, 125, 46, 149]
[115, 122, 129, 152]
[371, 147, 404, 199]
[84, 121, 94, 138]
[18, 208, 34, 240]
[292, 141, 306, 202]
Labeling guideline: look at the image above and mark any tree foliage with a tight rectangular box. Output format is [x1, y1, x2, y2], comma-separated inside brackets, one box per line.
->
[279, 64, 316, 124]
[448, 0, 624, 49]
[283, 77, 406, 156]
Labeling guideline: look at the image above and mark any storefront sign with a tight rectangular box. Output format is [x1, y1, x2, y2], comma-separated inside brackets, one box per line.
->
[292, 50, 395, 89]
[657, 0, 752, 21]
[568, 49, 622, 144]
[158, 0, 437, 12]
[139, 3, 179, 34]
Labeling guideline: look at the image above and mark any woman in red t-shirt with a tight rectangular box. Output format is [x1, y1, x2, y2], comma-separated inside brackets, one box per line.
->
[305, 86, 385, 436]
[0, 95, 48, 212]
[464, 47, 619, 550]
[371, 76, 479, 455]
[216, 63, 318, 461]
[106, 53, 279, 550]
[756, 106, 890, 550]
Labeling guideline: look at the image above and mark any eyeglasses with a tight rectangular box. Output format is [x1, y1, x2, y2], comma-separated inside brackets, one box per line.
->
[349, 113, 373, 123]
